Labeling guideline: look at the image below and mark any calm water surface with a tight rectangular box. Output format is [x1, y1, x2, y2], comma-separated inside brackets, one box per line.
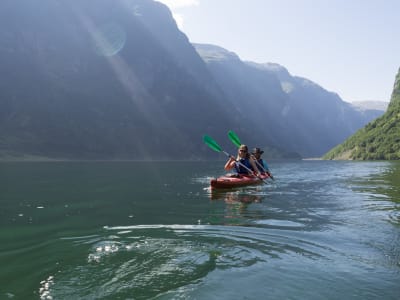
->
[0, 160, 399, 299]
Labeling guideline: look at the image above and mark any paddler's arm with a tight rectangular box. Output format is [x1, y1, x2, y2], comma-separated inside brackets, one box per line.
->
[224, 156, 236, 171]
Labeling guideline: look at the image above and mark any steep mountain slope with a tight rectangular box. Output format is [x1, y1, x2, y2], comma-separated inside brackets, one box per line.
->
[324, 68, 400, 160]
[194, 44, 385, 157]
[0, 0, 238, 160]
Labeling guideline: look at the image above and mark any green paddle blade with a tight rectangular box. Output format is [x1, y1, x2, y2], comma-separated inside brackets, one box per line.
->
[228, 130, 241, 148]
[203, 135, 222, 152]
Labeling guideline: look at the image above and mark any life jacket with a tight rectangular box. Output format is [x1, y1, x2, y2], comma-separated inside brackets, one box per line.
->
[234, 158, 254, 174]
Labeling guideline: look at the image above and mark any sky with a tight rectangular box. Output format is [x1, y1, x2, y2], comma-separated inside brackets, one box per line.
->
[157, 0, 399, 103]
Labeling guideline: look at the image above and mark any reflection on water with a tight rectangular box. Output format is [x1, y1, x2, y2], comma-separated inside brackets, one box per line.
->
[209, 189, 262, 203]
[346, 161, 400, 274]
[206, 187, 266, 226]
[351, 161, 400, 225]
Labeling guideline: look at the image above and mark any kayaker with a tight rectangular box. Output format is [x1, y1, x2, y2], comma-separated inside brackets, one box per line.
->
[251, 147, 274, 179]
[224, 144, 259, 176]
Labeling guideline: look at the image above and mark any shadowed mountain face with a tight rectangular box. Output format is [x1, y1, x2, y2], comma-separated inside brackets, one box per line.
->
[0, 1, 385, 160]
[0, 0, 241, 160]
[324, 68, 400, 160]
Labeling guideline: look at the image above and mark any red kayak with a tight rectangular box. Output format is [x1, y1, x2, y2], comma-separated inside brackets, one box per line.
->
[210, 174, 269, 189]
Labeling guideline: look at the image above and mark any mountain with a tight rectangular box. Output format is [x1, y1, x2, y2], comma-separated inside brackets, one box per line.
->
[324, 68, 400, 160]
[194, 44, 385, 157]
[0, 0, 243, 160]
[0, 0, 386, 161]
[351, 101, 389, 112]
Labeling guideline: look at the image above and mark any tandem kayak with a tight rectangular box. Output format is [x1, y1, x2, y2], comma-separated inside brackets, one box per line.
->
[210, 174, 270, 189]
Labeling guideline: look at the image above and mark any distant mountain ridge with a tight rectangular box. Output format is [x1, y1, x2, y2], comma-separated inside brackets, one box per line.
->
[351, 101, 389, 112]
[0, 0, 387, 160]
[324, 68, 400, 160]
[194, 44, 385, 157]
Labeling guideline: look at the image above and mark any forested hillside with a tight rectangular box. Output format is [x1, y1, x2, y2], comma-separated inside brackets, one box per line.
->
[324, 68, 400, 160]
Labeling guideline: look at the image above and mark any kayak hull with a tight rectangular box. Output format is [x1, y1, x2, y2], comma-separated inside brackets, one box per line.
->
[210, 174, 269, 189]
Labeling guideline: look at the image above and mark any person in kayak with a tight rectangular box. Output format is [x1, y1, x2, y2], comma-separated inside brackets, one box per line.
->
[251, 147, 274, 179]
[224, 144, 259, 176]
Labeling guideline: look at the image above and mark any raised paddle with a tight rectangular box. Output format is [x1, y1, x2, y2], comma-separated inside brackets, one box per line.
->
[227, 130, 274, 180]
[203, 135, 267, 183]
[228, 130, 241, 148]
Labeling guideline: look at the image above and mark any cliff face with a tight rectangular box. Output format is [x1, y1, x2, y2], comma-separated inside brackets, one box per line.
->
[0, 0, 238, 160]
[324, 68, 400, 160]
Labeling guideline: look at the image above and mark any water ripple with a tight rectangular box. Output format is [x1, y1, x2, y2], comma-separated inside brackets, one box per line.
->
[43, 224, 335, 299]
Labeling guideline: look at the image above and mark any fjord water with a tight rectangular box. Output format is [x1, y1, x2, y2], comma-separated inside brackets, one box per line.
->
[1, 161, 399, 299]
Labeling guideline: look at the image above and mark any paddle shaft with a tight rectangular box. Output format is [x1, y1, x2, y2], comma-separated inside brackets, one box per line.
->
[253, 158, 268, 173]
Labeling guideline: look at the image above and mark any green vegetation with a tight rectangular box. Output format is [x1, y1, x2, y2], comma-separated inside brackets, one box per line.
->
[324, 68, 400, 160]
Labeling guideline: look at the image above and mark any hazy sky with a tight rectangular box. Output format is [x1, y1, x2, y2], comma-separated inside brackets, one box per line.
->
[157, 0, 399, 102]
